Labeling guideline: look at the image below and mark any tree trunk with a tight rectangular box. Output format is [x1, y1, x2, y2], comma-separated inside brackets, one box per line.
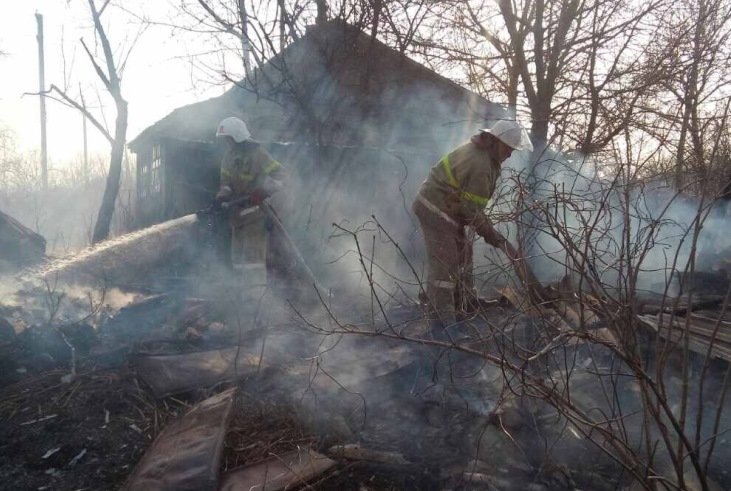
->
[371, 0, 383, 39]
[675, 106, 691, 190]
[239, 0, 252, 77]
[530, 116, 549, 148]
[315, 0, 328, 24]
[92, 98, 127, 244]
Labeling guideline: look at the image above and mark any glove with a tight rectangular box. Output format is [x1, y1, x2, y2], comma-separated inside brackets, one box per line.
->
[484, 232, 505, 248]
[248, 188, 268, 205]
[479, 222, 505, 248]
[216, 186, 232, 202]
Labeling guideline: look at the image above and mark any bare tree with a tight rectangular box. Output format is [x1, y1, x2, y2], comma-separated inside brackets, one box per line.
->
[165, 0, 436, 80]
[46, 0, 141, 244]
[423, 0, 665, 155]
[84, 0, 128, 244]
[645, 0, 731, 190]
[402, 0, 731, 200]
[0, 128, 32, 190]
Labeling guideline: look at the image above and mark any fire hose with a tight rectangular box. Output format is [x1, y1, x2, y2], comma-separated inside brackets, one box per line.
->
[199, 196, 325, 294]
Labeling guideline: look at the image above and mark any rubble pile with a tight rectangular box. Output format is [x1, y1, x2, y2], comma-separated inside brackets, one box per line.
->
[0, 284, 632, 491]
[1, 231, 731, 490]
[0, 210, 46, 272]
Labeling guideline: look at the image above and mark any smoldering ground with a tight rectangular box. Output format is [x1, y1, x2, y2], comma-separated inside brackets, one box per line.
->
[0, 157, 592, 488]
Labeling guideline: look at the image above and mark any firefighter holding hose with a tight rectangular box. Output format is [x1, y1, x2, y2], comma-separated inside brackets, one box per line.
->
[214, 116, 285, 292]
[413, 120, 534, 336]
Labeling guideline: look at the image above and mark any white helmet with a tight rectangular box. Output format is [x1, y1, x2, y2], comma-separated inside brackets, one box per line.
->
[480, 120, 533, 152]
[216, 116, 251, 143]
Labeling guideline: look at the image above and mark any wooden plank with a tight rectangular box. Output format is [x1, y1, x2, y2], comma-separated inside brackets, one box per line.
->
[500, 287, 603, 337]
[499, 286, 545, 318]
[219, 448, 335, 491]
[657, 313, 731, 345]
[687, 314, 731, 340]
[496, 237, 552, 304]
[135, 347, 257, 398]
[639, 315, 731, 362]
[552, 299, 601, 328]
[638, 295, 725, 316]
[656, 330, 731, 361]
[124, 388, 237, 491]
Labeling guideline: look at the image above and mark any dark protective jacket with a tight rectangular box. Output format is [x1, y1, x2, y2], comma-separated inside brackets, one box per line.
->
[417, 137, 500, 237]
[220, 141, 285, 199]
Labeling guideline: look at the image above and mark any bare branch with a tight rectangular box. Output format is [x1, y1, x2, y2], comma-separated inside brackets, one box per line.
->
[45, 84, 114, 144]
[80, 38, 111, 91]
[87, 0, 120, 95]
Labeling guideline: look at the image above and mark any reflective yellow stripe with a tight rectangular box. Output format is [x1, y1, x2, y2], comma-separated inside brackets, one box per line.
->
[264, 160, 281, 174]
[460, 190, 489, 206]
[440, 155, 460, 188]
[440, 154, 490, 206]
[221, 169, 254, 182]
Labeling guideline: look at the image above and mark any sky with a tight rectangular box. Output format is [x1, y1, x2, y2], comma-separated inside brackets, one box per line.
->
[0, 1, 228, 165]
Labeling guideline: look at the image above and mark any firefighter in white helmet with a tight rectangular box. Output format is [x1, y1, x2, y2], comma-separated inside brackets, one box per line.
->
[413, 119, 533, 335]
[215, 116, 285, 290]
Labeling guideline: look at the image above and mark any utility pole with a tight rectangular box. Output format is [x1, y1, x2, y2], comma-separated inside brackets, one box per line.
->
[278, 0, 286, 51]
[80, 87, 88, 182]
[35, 12, 48, 190]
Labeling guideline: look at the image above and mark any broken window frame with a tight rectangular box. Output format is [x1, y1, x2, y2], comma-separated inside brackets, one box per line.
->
[138, 143, 164, 202]
[151, 144, 162, 194]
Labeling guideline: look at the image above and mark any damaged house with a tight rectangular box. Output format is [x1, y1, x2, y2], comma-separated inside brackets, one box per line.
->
[128, 20, 505, 276]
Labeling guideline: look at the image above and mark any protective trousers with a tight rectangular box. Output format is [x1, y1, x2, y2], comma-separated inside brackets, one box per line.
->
[413, 197, 474, 335]
[230, 206, 268, 307]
